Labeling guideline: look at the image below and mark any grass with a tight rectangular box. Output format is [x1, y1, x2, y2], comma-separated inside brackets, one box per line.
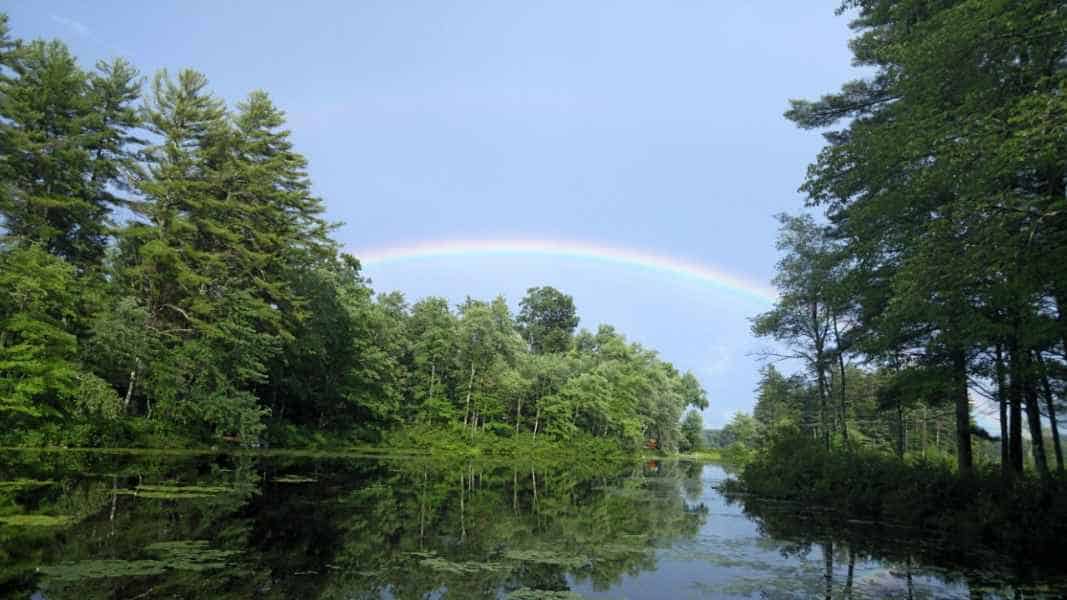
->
[673, 449, 722, 462]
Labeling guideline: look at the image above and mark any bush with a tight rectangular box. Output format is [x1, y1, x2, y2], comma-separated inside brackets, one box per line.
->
[733, 429, 1067, 559]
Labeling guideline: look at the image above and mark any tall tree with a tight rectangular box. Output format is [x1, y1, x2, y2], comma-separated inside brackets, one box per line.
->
[784, 0, 1067, 479]
[680, 410, 705, 452]
[122, 69, 275, 440]
[406, 297, 459, 424]
[0, 40, 138, 268]
[752, 214, 839, 449]
[517, 286, 579, 354]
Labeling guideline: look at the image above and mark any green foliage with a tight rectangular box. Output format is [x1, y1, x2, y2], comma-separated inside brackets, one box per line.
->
[0, 450, 713, 597]
[0, 246, 82, 416]
[0, 39, 139, 268]
[733, 429, 1067, 556]
[0, 13, 708, 452]
[777, 0, 1067, 480]
[679, 410, 704, 452]
[517, 286, 579, 354]
[718, 412, 758, 466]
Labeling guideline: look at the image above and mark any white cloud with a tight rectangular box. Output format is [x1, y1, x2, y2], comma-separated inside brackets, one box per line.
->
[50, 15, 90, 38]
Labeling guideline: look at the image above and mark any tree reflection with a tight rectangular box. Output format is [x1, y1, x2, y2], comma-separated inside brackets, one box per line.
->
[0, 452, 708, 598]
[723, 488, 1064, 599]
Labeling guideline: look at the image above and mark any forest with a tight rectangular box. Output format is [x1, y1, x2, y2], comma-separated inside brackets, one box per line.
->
[0, 13, 707, 452]
[8, 1, 1067, 595]
[719, 0, 1067, 556]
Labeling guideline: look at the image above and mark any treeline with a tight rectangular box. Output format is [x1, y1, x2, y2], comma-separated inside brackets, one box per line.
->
[0, 15, 706, 449]
[747, 0, 1067, 484]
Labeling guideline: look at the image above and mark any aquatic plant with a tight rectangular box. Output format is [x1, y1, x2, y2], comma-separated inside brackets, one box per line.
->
[0, 514, 73, 527]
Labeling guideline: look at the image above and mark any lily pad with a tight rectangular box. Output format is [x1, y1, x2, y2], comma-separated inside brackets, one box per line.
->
[0, 514, 73, 527]
[504, 549, 589, 569]
[40, 540, 239, 582]
[116, 484, 233, 499]
[507, 589, 585, 599]
[40, 559, 168, 581]
[272, 475, 317, 484]
[415, 553, 507, 575]
[0, 479, 54, 491]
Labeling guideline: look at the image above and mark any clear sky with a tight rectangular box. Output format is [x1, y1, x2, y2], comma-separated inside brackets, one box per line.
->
[8, 1, 860, 427]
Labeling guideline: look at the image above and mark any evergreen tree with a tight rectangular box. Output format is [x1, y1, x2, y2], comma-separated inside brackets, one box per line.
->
[0, 40, 138, 268]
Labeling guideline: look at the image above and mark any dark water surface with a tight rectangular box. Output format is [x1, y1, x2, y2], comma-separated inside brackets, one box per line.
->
[0, 450, 1064, 599]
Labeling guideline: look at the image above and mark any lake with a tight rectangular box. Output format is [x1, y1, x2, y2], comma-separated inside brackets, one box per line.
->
[1, 450, 1064, 599]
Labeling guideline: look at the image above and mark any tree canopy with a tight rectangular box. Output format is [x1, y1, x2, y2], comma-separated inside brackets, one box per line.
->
[0, 14, 707, 451]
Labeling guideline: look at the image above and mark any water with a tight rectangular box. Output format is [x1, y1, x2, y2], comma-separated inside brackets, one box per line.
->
[1, 450, 1064, 599]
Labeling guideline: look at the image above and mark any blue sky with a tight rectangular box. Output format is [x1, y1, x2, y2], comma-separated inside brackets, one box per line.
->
[8, 1, 859, 427]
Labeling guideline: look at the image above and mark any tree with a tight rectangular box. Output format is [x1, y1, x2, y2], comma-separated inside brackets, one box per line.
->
[680, 410, 704, 452]
[517, 286, 579, 354]
[752, 365, 807, 428]
[406, 297, 459, 424]
[720, 412, 758, 464]
[0, 14, 19, 76]
[752, 214, 840, 449]
[226, 90, 335, 337]
[0, 245, 81, 417]
[0, 12, 711, 449]
[0, 40, 140, 269]
[457, 297, 523, 432]
[782, 0, 1067, 480]
[121, 69, 277, 441]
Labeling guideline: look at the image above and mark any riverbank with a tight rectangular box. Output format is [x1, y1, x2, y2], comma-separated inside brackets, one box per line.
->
[0, 424, 721, 469]
[723, 432, 1067, 564]
[671, 449, 723, 462]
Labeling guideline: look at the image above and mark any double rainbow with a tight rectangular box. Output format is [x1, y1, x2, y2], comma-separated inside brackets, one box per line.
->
[353, 238, 777, 304]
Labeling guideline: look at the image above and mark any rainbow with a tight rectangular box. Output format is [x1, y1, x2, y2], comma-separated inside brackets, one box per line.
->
[353, 238, 778, 304]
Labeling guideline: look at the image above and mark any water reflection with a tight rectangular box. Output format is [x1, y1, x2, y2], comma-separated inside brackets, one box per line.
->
[0, 452, 706, 598]
[721, 486, 1067, 599]
[0, 452, 1064, 598]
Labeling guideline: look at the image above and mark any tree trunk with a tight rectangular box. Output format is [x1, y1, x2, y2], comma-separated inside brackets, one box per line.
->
[109, 475, 119, 528]
[123, 367, 137, 413]
[428, 361, 436, 400]
[1035, 352, 1064, 475]
[458, 471, 466, 541]
[515, 395, 523, 434]
[1057, 290, 1067, 382]
[896, 398, 905, 459]
[813, 301, 830, 450]
[1008, 342, 1025, 476]
[905, 556, 914, 600]
[816, 363, 830, 451]
[951, 348, 973, 478]
[463, 363, 476, 428]
[922, 404, 928, 458]
[420, 470, 427, 546]
[845, 545, 855, 599]
[1022, 352, 1051, 483]
[995, 344, 1010, 479]
[832, 314, 848, 446]
[822, 540, 833, 600]
[531, 468, 539, 515]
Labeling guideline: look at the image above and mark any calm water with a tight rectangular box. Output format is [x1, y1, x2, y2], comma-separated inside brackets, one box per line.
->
[0, 450, 1064, 599]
